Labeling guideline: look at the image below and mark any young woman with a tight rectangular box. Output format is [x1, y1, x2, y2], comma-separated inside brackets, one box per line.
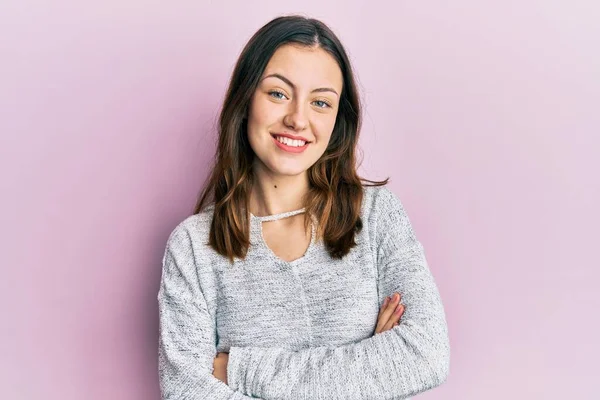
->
[157, 15, 450, 400]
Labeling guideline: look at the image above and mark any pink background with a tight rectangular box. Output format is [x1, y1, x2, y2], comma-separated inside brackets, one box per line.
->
[2, 1, 598, 399]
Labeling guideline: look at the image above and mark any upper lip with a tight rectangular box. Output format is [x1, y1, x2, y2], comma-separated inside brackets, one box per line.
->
[271, 132, 311, 143]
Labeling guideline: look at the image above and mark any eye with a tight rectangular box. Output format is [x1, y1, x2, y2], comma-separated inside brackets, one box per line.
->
[268, 90, 287, 100]
[313, 99, 332, 109]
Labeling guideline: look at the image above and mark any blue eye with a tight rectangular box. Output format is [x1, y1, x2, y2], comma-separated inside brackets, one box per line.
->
[313, 100, 331, 109]
[269, 90, 287, 100]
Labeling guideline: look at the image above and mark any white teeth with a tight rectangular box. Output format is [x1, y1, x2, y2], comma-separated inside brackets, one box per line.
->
[276, 136, 306, 147]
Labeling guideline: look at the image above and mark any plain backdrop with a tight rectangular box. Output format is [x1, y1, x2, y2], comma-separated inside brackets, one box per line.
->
[1, 1, 598, 399]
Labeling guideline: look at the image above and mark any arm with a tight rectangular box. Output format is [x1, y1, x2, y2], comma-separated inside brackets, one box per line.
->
[158, 220, 262, 400]
[226, 187, 450, 400]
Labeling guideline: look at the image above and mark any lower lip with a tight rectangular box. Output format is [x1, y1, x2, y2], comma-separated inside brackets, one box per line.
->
[272, 135, 310, 153]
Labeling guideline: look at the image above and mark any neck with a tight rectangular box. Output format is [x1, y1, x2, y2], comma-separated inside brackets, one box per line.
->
[249, 162, 310, 217]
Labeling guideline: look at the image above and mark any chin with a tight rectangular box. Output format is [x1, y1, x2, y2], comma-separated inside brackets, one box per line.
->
[261, 158, 310, 177]
[252, 150, 320, 178]
[269, 166, 309, 177]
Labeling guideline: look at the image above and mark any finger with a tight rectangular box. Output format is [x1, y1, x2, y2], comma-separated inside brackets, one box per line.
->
[375, 293, 401, 333]
[375, 293, 400, 333]
[375, 296, 392, 334]
[382, 304, 405, 332]
[377, 296, 390, 320]
[383, 302, 405, 331]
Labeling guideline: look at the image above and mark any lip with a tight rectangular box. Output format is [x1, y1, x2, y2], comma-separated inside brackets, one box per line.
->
[271, 132, 311, 143]
[271, 134, 310, 154]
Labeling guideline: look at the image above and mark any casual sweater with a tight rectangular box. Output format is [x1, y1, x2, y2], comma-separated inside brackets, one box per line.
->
[157, 184, 450, 400]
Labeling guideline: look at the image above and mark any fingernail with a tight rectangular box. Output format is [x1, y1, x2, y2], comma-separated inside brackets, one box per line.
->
[383, 297, 389, 306]
[395, 304, 403, 314]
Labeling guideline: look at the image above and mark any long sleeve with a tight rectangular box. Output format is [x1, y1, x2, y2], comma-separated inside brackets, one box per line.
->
[157, 220, 262, 400]
[226, 187, 450, 400]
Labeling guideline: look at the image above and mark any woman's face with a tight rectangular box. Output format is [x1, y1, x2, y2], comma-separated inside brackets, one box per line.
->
[247, 44, 343, 178]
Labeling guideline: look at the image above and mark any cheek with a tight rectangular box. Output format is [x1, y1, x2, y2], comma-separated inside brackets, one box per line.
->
[248, 97, 280, 128]
[313, 115, 337, 145]
[246, 102, 277, 154]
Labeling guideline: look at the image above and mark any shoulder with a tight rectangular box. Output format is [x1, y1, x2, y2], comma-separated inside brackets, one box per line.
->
[163, 204, 215, 255]
[361, 184, 405, 218]
[361, 183, 417, 244]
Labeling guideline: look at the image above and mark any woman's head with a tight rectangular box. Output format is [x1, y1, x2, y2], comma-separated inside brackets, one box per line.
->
[217, 15, 362, 179]
[247, 42, 343, 177]
[196, 15, 387, 263]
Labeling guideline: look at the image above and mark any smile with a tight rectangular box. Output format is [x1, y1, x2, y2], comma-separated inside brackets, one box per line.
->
[271, 134, 310, 153]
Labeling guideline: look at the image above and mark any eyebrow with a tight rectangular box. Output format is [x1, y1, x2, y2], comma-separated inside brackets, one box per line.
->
[261, 73, 339, 97]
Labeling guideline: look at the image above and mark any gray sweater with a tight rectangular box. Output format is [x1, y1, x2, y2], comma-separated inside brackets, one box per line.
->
[157, 185, 450, 399]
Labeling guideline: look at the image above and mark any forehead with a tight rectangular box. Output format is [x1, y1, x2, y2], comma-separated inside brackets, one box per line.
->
[262, 44, 343, 92]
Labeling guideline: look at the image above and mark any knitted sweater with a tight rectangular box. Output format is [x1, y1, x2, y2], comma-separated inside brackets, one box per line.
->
[157, 184, 450, 400]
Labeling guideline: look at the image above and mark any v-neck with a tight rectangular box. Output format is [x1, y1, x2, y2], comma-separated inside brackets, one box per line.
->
[249, 208, 317, 266]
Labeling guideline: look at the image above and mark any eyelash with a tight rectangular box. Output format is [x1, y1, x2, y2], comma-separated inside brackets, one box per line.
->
[268, 90, 332, 109]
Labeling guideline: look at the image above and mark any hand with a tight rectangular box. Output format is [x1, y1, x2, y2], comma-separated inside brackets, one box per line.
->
[374, 292, 405, 334]
[212, 352, 229, 384]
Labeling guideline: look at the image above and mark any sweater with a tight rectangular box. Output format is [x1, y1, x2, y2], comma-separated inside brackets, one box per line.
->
[157, 184, 450, 400]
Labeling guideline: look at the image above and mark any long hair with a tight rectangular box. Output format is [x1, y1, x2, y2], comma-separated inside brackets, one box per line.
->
[194, 15, 388, 263]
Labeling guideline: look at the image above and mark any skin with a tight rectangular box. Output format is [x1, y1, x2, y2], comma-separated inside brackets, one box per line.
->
[246, 43, 343, 216]
[212, 44, 406, 384]
[374, 292, 405, 334]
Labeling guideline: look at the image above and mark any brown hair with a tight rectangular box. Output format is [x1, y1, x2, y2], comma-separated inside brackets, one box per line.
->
[194, 15, 388, 263]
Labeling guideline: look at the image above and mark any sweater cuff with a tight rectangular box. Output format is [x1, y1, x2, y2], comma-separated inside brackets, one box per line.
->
[227, 346, 250, 393]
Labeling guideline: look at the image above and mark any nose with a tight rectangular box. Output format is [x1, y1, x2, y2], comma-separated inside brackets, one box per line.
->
[283, 101, 308, 131]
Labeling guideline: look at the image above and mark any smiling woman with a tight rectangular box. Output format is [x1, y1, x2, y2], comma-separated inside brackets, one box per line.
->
[157, 14, 450, 400]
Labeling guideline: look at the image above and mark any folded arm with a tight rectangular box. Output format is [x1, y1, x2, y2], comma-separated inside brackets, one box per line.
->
[226, 187, 450, 400]
[158, 220, 262, 400]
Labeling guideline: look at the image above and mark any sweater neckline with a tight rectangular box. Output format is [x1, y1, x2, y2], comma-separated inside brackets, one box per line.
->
[249, 208, 317, 266]
[249, 207, 307, 222]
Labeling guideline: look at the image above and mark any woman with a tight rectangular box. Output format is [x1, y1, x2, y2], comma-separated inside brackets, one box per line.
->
[157, 15, 450, 400]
